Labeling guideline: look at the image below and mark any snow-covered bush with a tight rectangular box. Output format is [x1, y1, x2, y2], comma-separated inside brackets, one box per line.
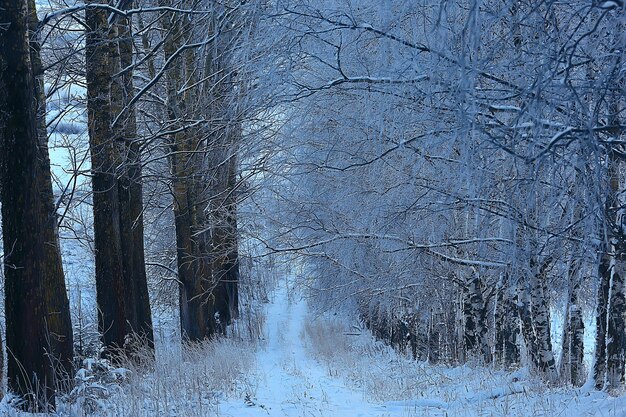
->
[65, 358, 131, 414]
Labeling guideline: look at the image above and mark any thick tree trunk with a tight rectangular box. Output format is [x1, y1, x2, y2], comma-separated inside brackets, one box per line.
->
[210, 161, 239, 332]
[161, 2, 240, 340]
[160, 7, 211, 341]
[0, 0, 56, 408]
[27, 0, 75, 384]
[169, 134, 210, 342]
[111, 5, 154, 350]
[110, 22, 138, 335]
[85, 0, 129, 356]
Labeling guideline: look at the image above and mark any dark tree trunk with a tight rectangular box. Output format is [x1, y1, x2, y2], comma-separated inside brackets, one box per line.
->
[503, 295, 521, 366]
[159, 1, 243, 341]
[568, 302, 585, 386]
[427, 309, 441, 364]
[462, 271, 490, 363]
[173, 183, 209, 342]
[406, 314, 425, 361]
[111, 4, 154, 351]
[85, 0, 129, 356]
[0, 0, 56, 408]
[224, 154, 240, 322]
[494, 277, 520, 368]
[531, 259, 558, 381]
[160, 6, 217, 342]
[204, 145, 241, 335]
[167, 129, 210, 342]
[210, 179, 238, 333]
[110, 22, 138, 336]
[27, 0, 75, 384]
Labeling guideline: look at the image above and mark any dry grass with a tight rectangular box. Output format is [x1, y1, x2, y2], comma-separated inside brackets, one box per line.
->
[301, 315, 583, 417]
[1, 322, 261, 417]
[62, 337, 257, 417]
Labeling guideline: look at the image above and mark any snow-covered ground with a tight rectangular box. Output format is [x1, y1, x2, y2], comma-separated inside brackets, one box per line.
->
[222, 280, 626, 417]
[219, 281, 395, 417]
[3, 277, 626, 416]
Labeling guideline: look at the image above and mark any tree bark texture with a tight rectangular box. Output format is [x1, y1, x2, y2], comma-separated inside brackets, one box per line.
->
[462, 271, 490, 363]
[27, 0, 75, 383]
[85, 0, 129, 356]
[518, 257, 558, 382]
[494, 276, 520, 367]
[594, 254, 611, 389]
[160, 8, 210, 341]
[0, 0, 57, 408]
[160, 5, 240, 341]
[595, 97, 626, 389]
[110, 3, 154, 351]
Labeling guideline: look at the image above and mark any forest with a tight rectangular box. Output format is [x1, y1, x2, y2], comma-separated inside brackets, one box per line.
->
[1, 0, 626, 416]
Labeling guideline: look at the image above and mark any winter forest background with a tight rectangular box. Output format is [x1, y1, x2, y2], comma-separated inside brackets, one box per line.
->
[1, 0, 626, 415]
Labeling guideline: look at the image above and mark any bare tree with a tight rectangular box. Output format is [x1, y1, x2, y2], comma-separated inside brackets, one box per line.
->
[85, 0, 129, 356]
[27, 0, 75, 384]
[0, 0, 64, 408]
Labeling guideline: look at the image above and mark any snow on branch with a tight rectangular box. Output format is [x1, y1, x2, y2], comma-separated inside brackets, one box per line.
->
[325, 75, 430, 88]
[38, 4, 214, 30]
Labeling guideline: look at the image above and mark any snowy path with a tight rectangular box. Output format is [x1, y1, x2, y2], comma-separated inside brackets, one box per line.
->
[216, 281, 626, 417]
[219, 282, 403, 417]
